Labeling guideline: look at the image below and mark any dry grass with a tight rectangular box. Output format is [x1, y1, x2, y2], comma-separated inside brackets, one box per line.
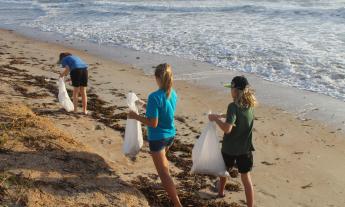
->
[0, 102, 148, 207]
[0, 102, 78, 151]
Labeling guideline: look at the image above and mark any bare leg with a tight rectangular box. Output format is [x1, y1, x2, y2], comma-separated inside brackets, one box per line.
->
[241, 173, 254, 207]
[151, 149, 182, 207]
[80, 86, 88, 114]
[218, 176, 227, 197]
[165, 144, 172, 153]
[73, 87, 80, 113]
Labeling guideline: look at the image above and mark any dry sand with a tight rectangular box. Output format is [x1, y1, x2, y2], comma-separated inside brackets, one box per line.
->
[0, 29, 345, 207]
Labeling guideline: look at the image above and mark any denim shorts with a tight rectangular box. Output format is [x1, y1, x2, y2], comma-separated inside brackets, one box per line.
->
[148, 137, 175, 152]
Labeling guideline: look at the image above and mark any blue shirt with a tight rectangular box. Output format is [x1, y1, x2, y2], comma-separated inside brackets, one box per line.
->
[61, 55, 88, 70]
[146, 89, 178, 141]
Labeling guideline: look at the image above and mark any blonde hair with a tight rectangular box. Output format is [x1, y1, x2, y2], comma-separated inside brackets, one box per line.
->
[234, 86, 257, 108]
[155, 63, 173, 98]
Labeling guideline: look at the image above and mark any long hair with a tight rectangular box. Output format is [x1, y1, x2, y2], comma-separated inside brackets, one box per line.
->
[155, 63, 173, 98]
[234, 85, 257, 108]
[58, 52, 72, 64]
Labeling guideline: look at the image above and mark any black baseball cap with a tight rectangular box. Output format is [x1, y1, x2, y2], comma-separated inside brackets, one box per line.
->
[224, 76, 249, 90]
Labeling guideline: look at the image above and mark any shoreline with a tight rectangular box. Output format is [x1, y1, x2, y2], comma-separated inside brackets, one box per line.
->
[2, 25, 344, 131]
[1, 28, 345, 207]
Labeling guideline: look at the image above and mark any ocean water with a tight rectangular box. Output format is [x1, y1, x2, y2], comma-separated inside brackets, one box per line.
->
[0, 0, 344, 101]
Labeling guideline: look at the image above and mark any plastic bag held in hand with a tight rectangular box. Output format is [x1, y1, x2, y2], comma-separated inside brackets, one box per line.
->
[57, 77, 74, 112]
[123, 92, 143, 157]
[191, 114, 229, 177]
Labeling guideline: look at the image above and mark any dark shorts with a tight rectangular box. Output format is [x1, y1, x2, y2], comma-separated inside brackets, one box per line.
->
[70, 68, 88, 87]
[149, 137, 175, 152]
[222, 151, 253, 174]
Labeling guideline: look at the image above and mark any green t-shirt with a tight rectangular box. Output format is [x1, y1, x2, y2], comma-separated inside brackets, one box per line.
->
[222, 102, 255, 156]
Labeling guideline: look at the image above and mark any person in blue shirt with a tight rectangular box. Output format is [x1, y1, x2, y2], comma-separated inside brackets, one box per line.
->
[58, 52, 88, 115]
[128, 63, 181, 207]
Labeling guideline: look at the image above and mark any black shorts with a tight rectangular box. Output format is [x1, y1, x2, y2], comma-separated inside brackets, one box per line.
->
[222, 151, 253, 174]
[70, 68, 88, 87]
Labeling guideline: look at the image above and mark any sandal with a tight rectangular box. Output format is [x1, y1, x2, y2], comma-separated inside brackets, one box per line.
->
[80, 111, 89, 116]
[213, 180, 226, 198]
[212, 180, 219, 192]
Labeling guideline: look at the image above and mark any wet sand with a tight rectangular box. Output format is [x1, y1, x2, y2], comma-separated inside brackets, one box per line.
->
[1, 29, 345, 207]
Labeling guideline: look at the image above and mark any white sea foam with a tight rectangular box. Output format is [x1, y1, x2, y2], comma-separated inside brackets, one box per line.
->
[0, 0, 344, 101]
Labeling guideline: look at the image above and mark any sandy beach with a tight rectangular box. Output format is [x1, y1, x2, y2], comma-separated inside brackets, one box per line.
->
[1, 29, 345, 207]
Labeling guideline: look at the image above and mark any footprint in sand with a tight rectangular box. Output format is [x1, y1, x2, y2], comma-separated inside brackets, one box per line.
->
[258, 189, 277, 199]
[261, 161, 275, 166]
[271, 131, 277, 136]
[301, 183, 313, 189]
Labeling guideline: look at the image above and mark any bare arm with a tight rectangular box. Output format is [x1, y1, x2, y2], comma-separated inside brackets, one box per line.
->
[208, 114, 233, 134]
[128, 111, 158, 128]
[60, 66, 70, 78]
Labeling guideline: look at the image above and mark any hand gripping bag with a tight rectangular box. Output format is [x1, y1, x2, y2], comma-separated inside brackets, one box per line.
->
[57, 77, 74, 112]
[123, 92, 143, 157]
[191, 118, 229, 177]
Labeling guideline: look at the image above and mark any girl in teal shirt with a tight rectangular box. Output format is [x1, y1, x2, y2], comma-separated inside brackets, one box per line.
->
[128, 63, 181, 207]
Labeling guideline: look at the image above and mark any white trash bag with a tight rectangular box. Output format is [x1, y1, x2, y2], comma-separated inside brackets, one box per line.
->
[123, 92, 143, 157]
[57, 77, 74, 112]
[191, 115, 229, 177]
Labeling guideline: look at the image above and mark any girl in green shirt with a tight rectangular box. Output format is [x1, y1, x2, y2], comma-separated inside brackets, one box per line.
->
[209, 76, 257, 207]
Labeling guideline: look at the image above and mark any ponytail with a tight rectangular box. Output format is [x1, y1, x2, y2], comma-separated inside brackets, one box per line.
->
[155, 63, 173, 98]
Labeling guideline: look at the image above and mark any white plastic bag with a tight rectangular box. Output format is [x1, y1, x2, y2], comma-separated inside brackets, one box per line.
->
[191, 116, 229, 177]
[57, 77, 74, 112]
[123, 92, 143, 157]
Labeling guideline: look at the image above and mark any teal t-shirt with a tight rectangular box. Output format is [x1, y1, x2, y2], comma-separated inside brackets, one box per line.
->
[146, 89, 177, 141]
